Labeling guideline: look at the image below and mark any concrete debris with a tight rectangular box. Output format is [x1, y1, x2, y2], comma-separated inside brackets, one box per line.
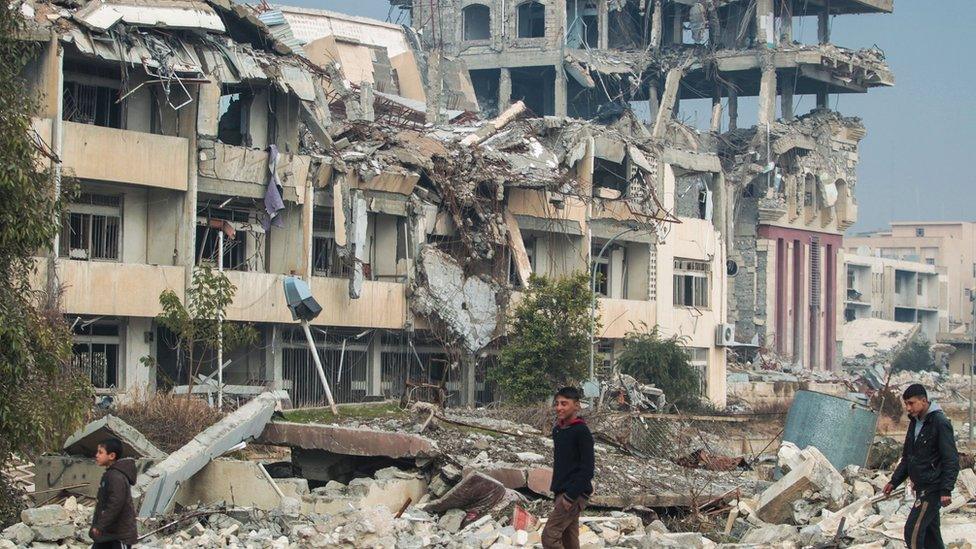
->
[62, 414, 167, 460]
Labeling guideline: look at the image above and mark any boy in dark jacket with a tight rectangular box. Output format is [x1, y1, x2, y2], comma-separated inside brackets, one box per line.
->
[542, 387, 594, 549]
[91, 438, 138, 548]
[883, 384, 959, 549]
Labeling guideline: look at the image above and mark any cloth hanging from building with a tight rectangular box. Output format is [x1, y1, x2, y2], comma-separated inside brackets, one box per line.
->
[263, 145, 285, 231]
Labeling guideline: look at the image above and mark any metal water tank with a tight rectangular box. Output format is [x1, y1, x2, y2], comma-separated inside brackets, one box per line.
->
[782, 390, 879, 471]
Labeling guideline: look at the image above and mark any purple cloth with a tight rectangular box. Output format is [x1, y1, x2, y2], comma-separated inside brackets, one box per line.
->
[263, 144, 285, 231]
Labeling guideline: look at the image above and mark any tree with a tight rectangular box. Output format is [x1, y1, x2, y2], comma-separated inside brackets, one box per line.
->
[0, 4, 92, 525]
[491, 273, 597, 404]
[891, 336, 936, 373]
[617, 324, 702, 408]
[156, 264, 258, 395]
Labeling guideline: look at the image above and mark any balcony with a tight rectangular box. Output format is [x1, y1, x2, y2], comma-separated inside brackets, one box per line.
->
[198, 142, 311, 202]
[61, 121, 189, 190]
[43, 260, 185, 317]
[223, 272, 407, 329]
[598, 298, 656, 339]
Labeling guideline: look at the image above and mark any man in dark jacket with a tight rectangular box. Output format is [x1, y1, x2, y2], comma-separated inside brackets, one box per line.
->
[542, 386, 594, 549]
[91, 438, 138, 548]
[883, 384, 959, 549]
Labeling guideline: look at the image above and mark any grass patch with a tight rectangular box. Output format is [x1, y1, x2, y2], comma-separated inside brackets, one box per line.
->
[282, 401, 404, 424]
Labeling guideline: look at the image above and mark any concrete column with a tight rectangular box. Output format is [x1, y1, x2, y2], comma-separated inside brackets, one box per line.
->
[817, 89, 829, 110]
[755, 0, 774, 47]
[598, 1, 609, 49]
[727, 85, 738, 130]
[301, 180, 314, 280]
[781, 73, 795, 121]
[264, 325, 283, 389]
[710, 85, 723, 132]
[780, 3, 793, 44]
[757, 66, 777, 126]
[367, 334, 383, 397]
[462, 354, 476, 407]
[649, 0, 663, 49]
[818, 11, 830, 44]
[180, 88, 200, 291]
[554, 65, 567, 117]
[671, 3, 683, 45]
[46, 35, 64, 297]
[652, 68, 683, 138]
[499, 68, 512, 111]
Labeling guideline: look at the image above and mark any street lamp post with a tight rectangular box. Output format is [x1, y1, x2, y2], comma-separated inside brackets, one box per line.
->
[589, 227, 639, 395]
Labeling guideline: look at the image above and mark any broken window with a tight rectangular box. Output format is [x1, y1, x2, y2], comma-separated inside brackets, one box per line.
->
[565, 0, 598, 48]
[915, 227, 925, 237]
[917, 276, 924, 297]
[508, 236, 535, 287]
[462, 4, 491, 40]
[72, 318, 120, 390]
[195, 207, 249, 270]
[844, 307, 856, 322]
[511, 66, 555, 116]
[607, 1, 643, 49]
[60, 192, 122, 261]
[803, 174, 818, 223]
[312, 208, 351, 278]
[675, 173, 711, 220]
[673, 259, 710, 308]
[591, 244, 612, 297]
[470, 69, 501, 118]
[686, 347, 708, 396]
[217, 86, 254, 146]
[63, 75, 123, 128]
[847, 269, 855, 291]
[592, 158, 628, 198]
[516, 1, 546, 38]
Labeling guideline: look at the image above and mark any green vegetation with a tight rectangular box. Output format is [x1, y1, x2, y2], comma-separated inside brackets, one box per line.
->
[282, 401, 404, 424]
[617, 324, 703, 408]
[0, 4, 92, 526]
[891, 337, 936, 373]
[491, 273, 596, 404]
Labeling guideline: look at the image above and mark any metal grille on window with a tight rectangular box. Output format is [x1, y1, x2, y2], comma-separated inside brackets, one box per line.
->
[281, 328, 369, 407]
[60, 193, 122, 261]
[72, 319, 120, 389]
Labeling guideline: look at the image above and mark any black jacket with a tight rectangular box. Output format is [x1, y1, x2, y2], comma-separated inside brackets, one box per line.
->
[92, 458, 139, 545]
[890, 405, 960, 497]
[549, 418, 595, 500]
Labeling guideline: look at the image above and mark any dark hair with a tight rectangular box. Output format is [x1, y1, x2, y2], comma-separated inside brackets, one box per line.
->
[99, 438, 124, 460]
[555, 386, 581, 401]
[902, 384, 928, 401]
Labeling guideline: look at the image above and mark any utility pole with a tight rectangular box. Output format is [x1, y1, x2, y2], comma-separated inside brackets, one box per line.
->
[217, 230, 224, 410]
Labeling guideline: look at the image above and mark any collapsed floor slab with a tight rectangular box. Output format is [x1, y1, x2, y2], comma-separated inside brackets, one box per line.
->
[62, 414, 167, 460]
[257, 421, 437, 459]
[133, 391, 280, 517]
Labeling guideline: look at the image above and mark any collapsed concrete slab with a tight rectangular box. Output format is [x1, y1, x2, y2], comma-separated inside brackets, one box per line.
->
[258, 421, 436, 459]
[756, 445, 845, 524]
[33, 454, 159, 500]
[175, 459, 283, 511]
[63, 414, 167, 460]
[464, 465, 527, 490]
[134, 392, 279, 517]
[427, 471, 507, 515]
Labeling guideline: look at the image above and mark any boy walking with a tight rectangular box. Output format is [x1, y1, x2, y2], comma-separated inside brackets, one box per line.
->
[542, 387, 595, 549]
[91, 438, 138, 548]
[883, 384, 959, 549]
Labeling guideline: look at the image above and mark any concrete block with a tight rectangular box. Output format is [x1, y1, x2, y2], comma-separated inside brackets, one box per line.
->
[134, 392, 279, 517]
[30, 524, 74, 542]
[21, 505, 67, 526]
[428, 472, 506, 515]
[259, 421, 436, 459]
[640, 531, 716, 548]
[757, 446, 845, 524]
[438, 508, 466, 533]
[275, 478, 310, 499]
[526, 467, 553, 496]
[740, 524, 797, 544]
[33, 454, 159, 501]
[175, 459, 283, 511]
[63, 414, 166, 460]
[464, 466, 527, 490]
[1, 523, 33, 545]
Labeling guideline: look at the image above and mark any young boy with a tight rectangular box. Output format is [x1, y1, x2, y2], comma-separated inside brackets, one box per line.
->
[91, 438, 138, 548]
[542, 387, 595, 549]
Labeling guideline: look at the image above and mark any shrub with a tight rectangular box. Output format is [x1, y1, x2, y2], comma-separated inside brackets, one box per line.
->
[617, 324, 703, 408]
[891, 337, 935, 373]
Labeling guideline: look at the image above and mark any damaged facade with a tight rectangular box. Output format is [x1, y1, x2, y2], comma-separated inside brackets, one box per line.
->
[393, 0, 893, 370]
[22, 0, 732, 407]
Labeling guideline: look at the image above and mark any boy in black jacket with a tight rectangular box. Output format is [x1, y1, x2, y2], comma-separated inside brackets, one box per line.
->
[542, 387, 594, 549]
[91, 438, 138, 548]
[883, 384, 959, 549]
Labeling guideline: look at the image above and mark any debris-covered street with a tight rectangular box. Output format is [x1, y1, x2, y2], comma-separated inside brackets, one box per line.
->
[2, 0, 976, 547]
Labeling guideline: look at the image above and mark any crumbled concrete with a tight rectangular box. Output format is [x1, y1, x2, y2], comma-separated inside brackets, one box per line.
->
[63, 414, 167, 460]
[1, 523, 33, 546]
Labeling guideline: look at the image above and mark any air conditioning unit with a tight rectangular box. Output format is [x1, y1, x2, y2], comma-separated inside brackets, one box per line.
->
[715, 324, 735, 347]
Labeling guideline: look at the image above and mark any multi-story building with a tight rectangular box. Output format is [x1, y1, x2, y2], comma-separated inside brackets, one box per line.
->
[846, 222, 976, 330]
[392, 0, 895, 371]
[844, 253, 947, 340]
[22, 0, 733, 407]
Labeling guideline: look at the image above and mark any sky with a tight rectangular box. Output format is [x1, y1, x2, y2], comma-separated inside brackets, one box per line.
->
[280, 1, 975, 232]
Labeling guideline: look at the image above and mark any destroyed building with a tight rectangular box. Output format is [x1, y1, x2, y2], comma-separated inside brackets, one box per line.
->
[392, 0, 894, 370]
[21, 0, 732, 408]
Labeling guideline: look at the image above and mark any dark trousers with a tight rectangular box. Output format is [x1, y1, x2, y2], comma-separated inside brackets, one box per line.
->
[91, 542, 130, 549]
[542, 493, 587, 549]
[904, 492, 944, 549]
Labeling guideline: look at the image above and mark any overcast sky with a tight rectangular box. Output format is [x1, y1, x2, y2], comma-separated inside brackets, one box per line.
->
[280, 1, 975, 232]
